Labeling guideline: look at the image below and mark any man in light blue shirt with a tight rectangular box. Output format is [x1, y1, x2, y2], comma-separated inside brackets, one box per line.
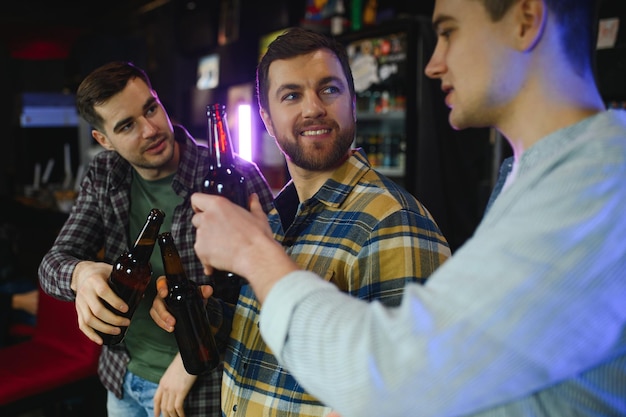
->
[185, 0, 626, 416]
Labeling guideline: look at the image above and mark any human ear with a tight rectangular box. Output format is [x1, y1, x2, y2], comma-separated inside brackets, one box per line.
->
[259, 107, 276, 138]
[92, 129, 115, 151]
[516, 0, 547, 51]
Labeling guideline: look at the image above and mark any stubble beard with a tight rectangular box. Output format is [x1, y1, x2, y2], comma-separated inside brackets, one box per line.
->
[277, 124, 355, 171]
[134, 135, 176, 171]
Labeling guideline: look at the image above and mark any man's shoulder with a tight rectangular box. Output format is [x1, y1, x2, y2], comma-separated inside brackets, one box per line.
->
[91, 148, 121, 163]
[358, 169, 422, 206]
[89, 149, 127, 172]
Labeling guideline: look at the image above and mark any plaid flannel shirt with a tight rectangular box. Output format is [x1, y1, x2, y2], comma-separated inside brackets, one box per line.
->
[38, 125, 274, 416]
[222, 149, 451, 417]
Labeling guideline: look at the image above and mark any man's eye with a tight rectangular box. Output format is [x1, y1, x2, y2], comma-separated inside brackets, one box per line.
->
[439, 28, 453, 39]
[283, 93, 298, 101]
[323, 86, 340, 95]
[120, 122, 134, 132]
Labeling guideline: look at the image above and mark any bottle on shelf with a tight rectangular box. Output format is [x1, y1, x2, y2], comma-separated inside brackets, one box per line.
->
[362, 0, 377, 26]
[200, 103, 249, 304]
[97, 208, 165, 345]
[330, 0, 347, 36]
[158, 232, 221, 375]
[350, 0, 362, 31]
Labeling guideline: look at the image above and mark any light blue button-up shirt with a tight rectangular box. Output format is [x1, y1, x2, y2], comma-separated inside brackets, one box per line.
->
[261, 110, 626, 417]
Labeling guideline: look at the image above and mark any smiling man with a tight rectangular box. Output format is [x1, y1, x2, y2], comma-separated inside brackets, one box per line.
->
[218, 27, 450, 416]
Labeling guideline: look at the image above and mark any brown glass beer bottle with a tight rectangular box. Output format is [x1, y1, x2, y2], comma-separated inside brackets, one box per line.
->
[97, 208, 165, 345]
[158, 232, 220, 374]
[200, 103, 249, 304]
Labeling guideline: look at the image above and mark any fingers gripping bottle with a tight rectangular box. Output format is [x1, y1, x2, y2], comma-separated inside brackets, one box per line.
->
[201, 103, 249, 304]
[158, 232, 221, 374]
[97, 208, 165, 345]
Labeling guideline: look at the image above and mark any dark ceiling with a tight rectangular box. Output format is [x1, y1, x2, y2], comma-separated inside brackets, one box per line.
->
[0, 0, 435, 61]
[0, 0, 191, 59]
[0, 0, 160, 26]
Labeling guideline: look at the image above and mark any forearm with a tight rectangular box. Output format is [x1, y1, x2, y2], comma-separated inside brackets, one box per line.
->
[38, 177, 107, 300]
[38, 247, 83, 300]
[237, 233, 298, 304]
[38, 223, 107, 300]
[261, 241, 625, 417]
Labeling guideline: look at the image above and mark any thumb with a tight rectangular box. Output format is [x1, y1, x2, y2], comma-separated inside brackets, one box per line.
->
[249, 193, 273, 238]
[155, 276, 168, 297]
[249, 193, 265, 218]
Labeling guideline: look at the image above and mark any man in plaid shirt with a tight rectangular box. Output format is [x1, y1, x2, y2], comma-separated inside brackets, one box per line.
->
[38, 61, 274, 417]
[154, 27, 450, 417]
[219, 27, 450, 417]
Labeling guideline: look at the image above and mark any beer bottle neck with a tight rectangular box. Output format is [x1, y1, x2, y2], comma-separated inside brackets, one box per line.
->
[131, 208, 165, 264]
[207, 105, 236, 168]
[158, 232, 188, 281]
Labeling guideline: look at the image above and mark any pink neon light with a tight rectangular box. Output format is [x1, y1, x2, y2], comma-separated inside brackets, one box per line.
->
[237, 104, 253, 162]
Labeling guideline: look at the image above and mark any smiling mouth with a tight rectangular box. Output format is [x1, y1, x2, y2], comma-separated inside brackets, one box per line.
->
[301, 128, 331, 136]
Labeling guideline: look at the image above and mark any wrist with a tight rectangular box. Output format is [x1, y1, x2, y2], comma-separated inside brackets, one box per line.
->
[246, 242, 298, 304]
[71, 260, 96, 293]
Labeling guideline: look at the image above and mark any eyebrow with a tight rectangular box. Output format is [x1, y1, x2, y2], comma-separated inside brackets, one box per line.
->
[274, 83, 300, 99]
[319, 75, 345, 88]
[432, 14, 454, 32]
[112, 117, 133, 134]
[112, 96, 157, 133]
[274, 75, 345, 98]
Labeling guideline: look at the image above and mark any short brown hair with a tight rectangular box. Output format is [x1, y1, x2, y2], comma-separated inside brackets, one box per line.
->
[256, 27, 355, 113]
[76, 61, 152, 132]
[478, 0, 599, 74]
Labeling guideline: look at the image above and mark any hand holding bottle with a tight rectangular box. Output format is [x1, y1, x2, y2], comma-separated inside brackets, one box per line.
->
[191, 192, 298, 305]
[94, 208, 165, 345]
[71, 259, 129, 345]
[151, 277, 176, 332]
[151, 277, 214, 333]
[200, 103, 250, 304]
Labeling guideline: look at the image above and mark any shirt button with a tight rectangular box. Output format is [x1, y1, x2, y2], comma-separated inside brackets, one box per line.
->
[233, 404, 237, 412]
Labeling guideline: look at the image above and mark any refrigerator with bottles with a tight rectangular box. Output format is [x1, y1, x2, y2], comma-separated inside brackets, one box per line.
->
[338, 16, 499, 251]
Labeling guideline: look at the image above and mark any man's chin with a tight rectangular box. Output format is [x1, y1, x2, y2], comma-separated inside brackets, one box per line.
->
[448, 113, 464, 131]
[448, 112, 486, 132]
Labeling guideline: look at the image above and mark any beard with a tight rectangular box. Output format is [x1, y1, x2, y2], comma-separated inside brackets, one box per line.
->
[132, 134, 177, 171]
[275, 122, 356, 171]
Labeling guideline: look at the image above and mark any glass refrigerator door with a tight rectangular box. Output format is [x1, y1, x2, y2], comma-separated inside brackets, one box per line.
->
[347, 31, 408, 181]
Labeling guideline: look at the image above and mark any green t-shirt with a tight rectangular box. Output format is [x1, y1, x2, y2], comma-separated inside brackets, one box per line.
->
[125, 171, 183, 383]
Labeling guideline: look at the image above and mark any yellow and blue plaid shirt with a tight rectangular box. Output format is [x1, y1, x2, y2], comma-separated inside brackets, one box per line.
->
[222, 149, 451, 417]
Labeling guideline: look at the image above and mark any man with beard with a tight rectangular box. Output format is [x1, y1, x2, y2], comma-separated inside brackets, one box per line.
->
[194, 27, 450, 416]
[38, 61, 274, 417]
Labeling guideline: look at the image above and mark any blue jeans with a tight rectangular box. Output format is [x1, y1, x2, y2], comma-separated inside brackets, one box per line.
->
[107, 370, 162, 417]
